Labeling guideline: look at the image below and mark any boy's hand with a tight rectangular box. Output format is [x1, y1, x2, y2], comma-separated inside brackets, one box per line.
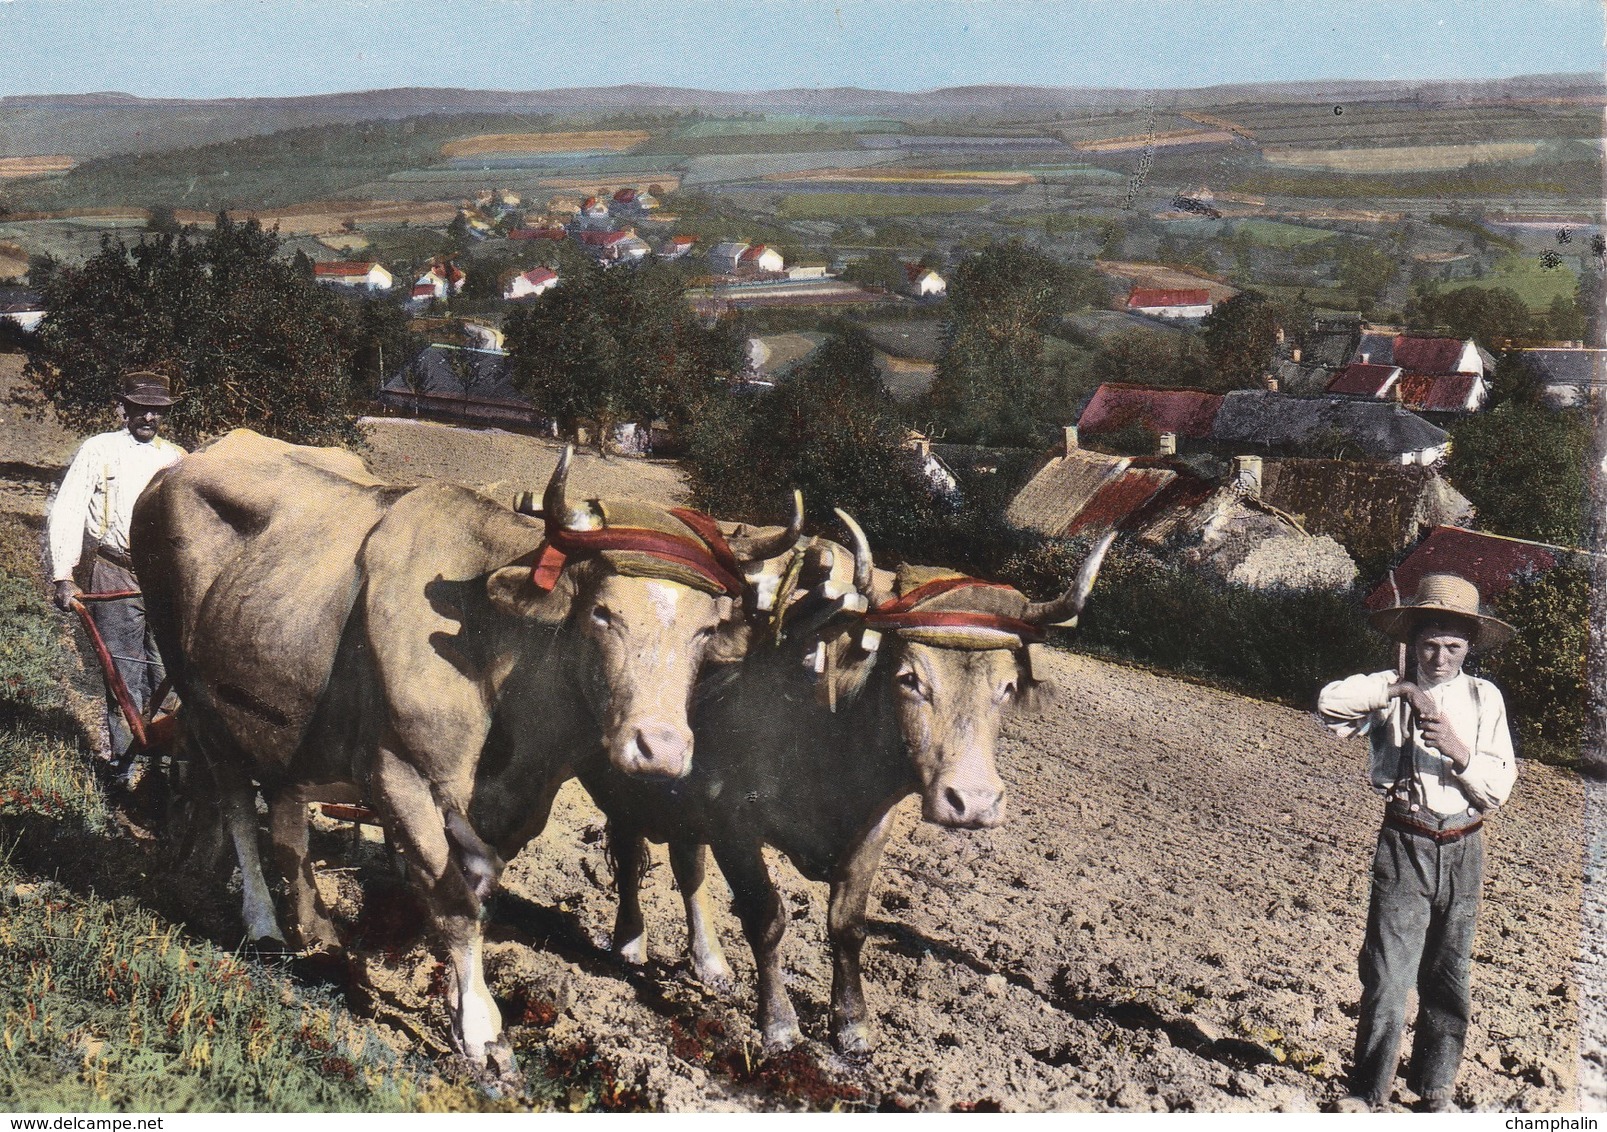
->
[1420, 715, 1472, 770]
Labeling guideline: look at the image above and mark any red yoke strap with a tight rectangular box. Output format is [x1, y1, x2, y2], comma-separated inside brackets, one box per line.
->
[531, 521, 745, 596]
[872, 575, 1017, 615]
[864, 576, 1040, 642]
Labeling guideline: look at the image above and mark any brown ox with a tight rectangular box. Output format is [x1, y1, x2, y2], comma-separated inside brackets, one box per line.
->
[580, 516, 1114, 1053]
[131, 429, 798, 1071]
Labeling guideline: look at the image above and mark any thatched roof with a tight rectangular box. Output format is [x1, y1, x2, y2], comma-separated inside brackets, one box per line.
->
[1004, 448, 1128, 537]
[1211, 391, 1447, 459]
[1257, 458, 1473, 562]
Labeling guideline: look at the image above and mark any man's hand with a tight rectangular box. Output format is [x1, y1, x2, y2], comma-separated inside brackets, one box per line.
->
[52, 579, 81, 612]
[1388, 680, 1436, 719]
[1419, 714, 1472, 771]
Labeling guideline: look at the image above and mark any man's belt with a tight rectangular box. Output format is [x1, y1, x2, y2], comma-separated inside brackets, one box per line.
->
[1383, 812, 1484, 845]
[95, 546, 134, 570]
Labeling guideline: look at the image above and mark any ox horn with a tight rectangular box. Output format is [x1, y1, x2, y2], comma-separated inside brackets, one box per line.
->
[542, 444, 583, 529]
[833, 507, 875, 596]
[729, 489, 804, 563]
[1023, 530, 1117, 627]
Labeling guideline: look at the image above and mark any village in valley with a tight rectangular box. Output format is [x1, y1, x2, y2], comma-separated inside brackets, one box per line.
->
[0, 48, 1603, 1114]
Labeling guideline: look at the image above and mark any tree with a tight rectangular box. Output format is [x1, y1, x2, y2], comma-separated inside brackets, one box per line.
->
[1404, 284, 1534, 348]
[25, 253, 57, 290]
[1200, 291, 1307, 391]
[349, 294, 422, 401]
[504, 259, 742, 453]
[146, 204, 181, 236]
[1331, 240, 1398, 313]
[926, 239, 1075, 446]
[1446, 403, 1589, 546]
[1483, 563, 1590, 766]
[25, 213, 360, 447]
[443, 320, 483, 408]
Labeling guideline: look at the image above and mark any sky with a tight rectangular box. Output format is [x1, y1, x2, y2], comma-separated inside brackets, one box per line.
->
[0, 0, 1601, 99]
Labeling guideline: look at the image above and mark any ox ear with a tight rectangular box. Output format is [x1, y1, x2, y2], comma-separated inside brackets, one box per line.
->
[1015, 643, 1058, 714]
[707, 615, 752, 667]
[486, 564, 574, 626]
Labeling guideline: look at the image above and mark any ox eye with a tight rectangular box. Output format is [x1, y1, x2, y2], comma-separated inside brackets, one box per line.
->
[896, 670, 925, 698]
[591, 604, 613, 627]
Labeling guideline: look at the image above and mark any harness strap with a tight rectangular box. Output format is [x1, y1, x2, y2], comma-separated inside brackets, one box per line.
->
[864, 576, 1040, 642]
[530, 518, 745, 597]
[873, 575, 1016, 615]
[667, 507, 746, 582]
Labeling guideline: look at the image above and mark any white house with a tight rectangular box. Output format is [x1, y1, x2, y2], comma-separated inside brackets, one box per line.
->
[708, 241, 751, 275]
[0, 287, 46, 333]
[503, 267, 559, 301]
[1126, 286, 1213, 320]
[658, 234, 696, 260]
[414, 261, 465, 301]
[312, 261, 394, 292]
[574, 196, 614, 231]
[903, 263, 946, 298]
[739, 244, 785, 274]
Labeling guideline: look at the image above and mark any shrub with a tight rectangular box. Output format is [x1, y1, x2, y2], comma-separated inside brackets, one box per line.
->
[1482, 563, 1590, 767]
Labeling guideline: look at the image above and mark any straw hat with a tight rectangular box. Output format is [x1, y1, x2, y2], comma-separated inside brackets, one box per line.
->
[1367, 572, 1515, 652]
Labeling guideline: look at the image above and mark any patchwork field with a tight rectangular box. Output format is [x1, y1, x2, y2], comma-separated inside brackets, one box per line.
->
[1072, 129, 1237, 153]
[776, 192, 993, 220]
[1263, 142, 1542, 173]
[1432, 254, 1583, 308]
[174, 199, 461, 236]
[1095, 260, 1240, 304]
[440, 131, 650, 157]
[0, 155, 75, 179]
[767, 168, 1037, 187]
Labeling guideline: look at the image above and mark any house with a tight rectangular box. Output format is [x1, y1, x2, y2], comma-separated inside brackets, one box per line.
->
[708, 241, 751, 274]
[1005, 427, 1356, 590]
[1264, 317, 1363, 394]
[573, 196, 615, 231]
[1513, 347, 1606, 409]
[1076, 383, 1224, 444]
[1362, 526, 1558, 612]
[312, 261, 394, 292]
[904, 431, 960, 501]
[380, 345, 534, 425]
[509, 226, 568, 241]
[1352, 331, 1487, 378]
[1126, 287, 1213, 320]
[574, 229, 650, 265]
[739, 244, 785, 274]
[1250, 458, 1474, 563]
[0, 286, 46, 333]
[503, 267, 558, 301]
[609, 187, 658, 217]
[414, 261, 465, 300]
[1209, 390, 1450, 465]
[903, 263, 947, 298]
[658, 234, 696, 260]
[1325, 361, 1489, 416]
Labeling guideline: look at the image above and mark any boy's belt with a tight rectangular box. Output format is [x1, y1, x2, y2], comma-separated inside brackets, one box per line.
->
[1383, 812, 1483, 844]
[96, 546, 134, 570]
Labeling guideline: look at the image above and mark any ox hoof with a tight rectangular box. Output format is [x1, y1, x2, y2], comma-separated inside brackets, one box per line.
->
[696, 969, 736, 997]
[832, 1021, 872, 1059]
[483, 1038, 519, 1081]
[294, 919, 342, 954]
[615, 936, 648, 966]
[761, 1021, 802, 1053]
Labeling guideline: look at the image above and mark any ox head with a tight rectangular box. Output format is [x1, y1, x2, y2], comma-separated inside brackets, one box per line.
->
[817, 514, 1115, 830]
[488, 447, 800, 779]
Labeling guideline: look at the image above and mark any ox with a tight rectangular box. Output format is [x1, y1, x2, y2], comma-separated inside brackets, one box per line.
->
[132, 429, 799, 1071]
[581, 514, 1115, 1054]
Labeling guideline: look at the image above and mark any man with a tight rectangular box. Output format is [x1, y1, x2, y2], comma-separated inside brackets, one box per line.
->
[46, 370, 185, 783]
[1319, 571, 1517, 1113]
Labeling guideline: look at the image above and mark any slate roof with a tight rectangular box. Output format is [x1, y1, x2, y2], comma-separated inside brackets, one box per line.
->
[1362, 526, 1558, 611]
[382, 346, 526, 408]
[1517, 348, 1606, 386]
[1077, 383, 1224, 439]
[1268, 358, 1336, 396]
[0, 286, 44, 314]
[1210, 391, 1448, 458]
[1257, 459, 1474, 561]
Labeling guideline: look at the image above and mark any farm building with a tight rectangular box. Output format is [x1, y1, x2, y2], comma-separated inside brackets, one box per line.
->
[312, 261, 394, 292]
[1076, 384, 1224, 444]
[414, 261, 465, 300]
[609, 187, 658, 217]
[0, 286, 45, 332]
[904, 431, 961, 501]
[658, 234, 696, 260]
[1249, 458, 1473, 563]
[574, 197, 614, 230]
[575, 229, 651, 265]
[1362, 525, 1558, 612]
[1126, 287, 1213, 320]
[1209, 391, 1450, 465]
[708, 241, 751, 274]
[1513, 347, 1606, 408]
[1264, 318, 1364, 394]
[1325, 362, 1488, 416]
[503, 267, 559, 301]
[1005, 428, 1355, 591]
[1353, 331, 1490, 377]
[739, 244, 785, 274]
[903, 263, 947, 298]
[380, 345, 535, 426]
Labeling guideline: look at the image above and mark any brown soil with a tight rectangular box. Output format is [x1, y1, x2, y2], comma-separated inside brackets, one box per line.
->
[1095, 261, 1240, 305]
[0, 156, 76, 179]
[441, 132, 650, 158]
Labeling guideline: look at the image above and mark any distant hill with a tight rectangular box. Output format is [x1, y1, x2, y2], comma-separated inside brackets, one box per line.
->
[3, 73, 1602, 159]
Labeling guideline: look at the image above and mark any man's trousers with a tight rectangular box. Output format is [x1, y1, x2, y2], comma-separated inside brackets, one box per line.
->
[86, 556, 166, 766]
[1349, 820, 1484, 1106]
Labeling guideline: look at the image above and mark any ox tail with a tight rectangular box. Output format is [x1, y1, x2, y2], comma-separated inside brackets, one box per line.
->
[442, 808, 505, 906]
[602, 819, 650, 895]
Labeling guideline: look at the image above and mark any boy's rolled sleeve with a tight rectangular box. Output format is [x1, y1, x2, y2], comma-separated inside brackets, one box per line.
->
[1317, 671, 1394, 740]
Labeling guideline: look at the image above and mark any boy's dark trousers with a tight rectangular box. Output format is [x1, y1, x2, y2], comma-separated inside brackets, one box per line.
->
[1349, 811, 1484, 1106]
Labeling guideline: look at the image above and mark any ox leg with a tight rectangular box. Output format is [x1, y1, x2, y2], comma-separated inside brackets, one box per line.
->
[209, 756, 285, 947]
[669, 839, 734, 992]
[712, 840, 799, 1050]
[370, 744, 511, 1075]
[828, 813, 895, 1056]
[268, 792, 340, 952]
[606, 820, 650, 966]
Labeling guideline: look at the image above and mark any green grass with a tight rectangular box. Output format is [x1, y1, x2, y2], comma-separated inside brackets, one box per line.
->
[1228, 219, 1338, 247]
[1433, 254, 1581, 309]
[775, 192, 993, 220]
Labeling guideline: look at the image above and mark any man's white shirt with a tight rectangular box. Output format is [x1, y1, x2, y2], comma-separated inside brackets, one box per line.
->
[1318, 670, 1516, 815]
[47, 429, 185, 582]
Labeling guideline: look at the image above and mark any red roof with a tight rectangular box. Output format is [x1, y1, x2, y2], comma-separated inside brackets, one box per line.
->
[1127, 287, 1211, 311]
[313, 261, 379, 277]
[1327, 362, 1399, 397]
[904, 262, 932, 283]
[1397, 373, 1480, 413]
[1392, 335, 1470, 375]
[411, 283, 436, 298]
[581, 196, 600, 210]
[1077, 383, 1224, 439]
[666, 234, 695, 246]
[518, 268, 557, 285]
[613, 188, 637, 203]
[509, 227, 566, 241]
[739, 244, 772, 263]
[576, 230, 629, 246]
[1363, 526, 1557, 611]
[1065, 468, 1174, 536]
[424, 261, 463, 284]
